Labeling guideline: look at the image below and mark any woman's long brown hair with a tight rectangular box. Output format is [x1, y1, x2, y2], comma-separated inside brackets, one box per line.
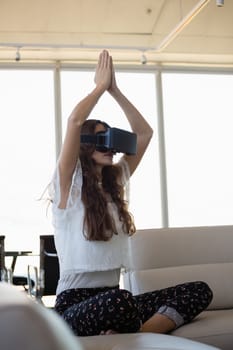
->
[80, 119, 135, 241]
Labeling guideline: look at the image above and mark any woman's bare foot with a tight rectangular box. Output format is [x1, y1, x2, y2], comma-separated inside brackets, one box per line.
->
[100, 329, 118, 335]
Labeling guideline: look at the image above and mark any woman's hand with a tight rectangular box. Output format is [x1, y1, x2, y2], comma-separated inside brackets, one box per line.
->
[94, 50, 112, 91]
[108, 57, 119, 95]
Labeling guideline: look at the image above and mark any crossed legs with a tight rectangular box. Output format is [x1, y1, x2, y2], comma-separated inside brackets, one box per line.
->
[55, 281, 213, 336]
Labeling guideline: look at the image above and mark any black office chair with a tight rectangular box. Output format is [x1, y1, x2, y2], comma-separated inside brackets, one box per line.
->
[28, 235, 59, 307]
[1, 235, 31, 287]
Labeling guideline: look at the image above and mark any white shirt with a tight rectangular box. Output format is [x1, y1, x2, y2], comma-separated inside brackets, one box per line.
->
[49, 158, 131, 294]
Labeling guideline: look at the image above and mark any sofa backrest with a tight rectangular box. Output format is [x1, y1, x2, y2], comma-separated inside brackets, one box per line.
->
[123, 226, 233, 310]
[127, 226, 233, 270]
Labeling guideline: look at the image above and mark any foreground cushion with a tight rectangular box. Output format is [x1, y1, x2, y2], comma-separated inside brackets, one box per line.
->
[0, 282, 83, 350]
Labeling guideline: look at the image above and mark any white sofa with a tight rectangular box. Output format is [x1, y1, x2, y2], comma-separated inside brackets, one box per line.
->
[1, 225, 230, 350]
[0, 277, 219, 350]
[121, 225, 233, 350]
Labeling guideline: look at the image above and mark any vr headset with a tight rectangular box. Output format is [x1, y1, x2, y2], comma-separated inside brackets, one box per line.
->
[80, 127, 137, 155]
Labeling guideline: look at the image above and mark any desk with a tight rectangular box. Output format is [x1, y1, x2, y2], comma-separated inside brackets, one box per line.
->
[5, 251, 33, 273]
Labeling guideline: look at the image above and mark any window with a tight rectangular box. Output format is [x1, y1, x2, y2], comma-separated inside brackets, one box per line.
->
[0, 69, 55, 254]
[162, 72, 233, 226]
[61, 70, 161, 228]
[1, 65, 233, 274]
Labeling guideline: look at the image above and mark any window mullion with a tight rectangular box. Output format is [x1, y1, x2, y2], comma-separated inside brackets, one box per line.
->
[155, 70, 169, 228]
[54, 62, 63, 160]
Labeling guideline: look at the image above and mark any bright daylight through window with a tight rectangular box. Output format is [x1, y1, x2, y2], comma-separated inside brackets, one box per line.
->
[0, 69, 55, 257]
[162, 72, 233, 227]
[60, 70, 161, 229]
[0, 68, 233, 275]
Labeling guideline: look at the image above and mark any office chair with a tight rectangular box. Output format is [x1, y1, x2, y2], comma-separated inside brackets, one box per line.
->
[0, 235, 6, 281]
[1, 235, 32, 287]
[28, 235, 59, 307]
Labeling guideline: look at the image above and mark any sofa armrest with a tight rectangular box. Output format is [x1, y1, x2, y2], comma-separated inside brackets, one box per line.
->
[0, 282, 83, 350]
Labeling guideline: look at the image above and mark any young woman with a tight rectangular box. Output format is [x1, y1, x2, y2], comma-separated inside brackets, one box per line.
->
[50, 50, 213, 336]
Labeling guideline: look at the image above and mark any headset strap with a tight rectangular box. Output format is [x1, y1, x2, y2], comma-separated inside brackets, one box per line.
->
[80, 134, 97, 144]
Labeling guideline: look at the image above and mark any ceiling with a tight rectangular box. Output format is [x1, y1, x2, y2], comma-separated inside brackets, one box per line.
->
[0, 0, 233, 66]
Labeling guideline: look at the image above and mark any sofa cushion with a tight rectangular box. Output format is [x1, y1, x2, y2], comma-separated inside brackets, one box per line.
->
[80, 333, 220, 350]
[125, 262, 233, 310]
[173, 309, 233, 350]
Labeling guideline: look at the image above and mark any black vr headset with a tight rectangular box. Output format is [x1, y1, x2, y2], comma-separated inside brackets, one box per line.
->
[80, 127, 137, 155]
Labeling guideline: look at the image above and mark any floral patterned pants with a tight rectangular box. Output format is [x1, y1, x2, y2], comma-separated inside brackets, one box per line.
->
[55, 281, 213, 336]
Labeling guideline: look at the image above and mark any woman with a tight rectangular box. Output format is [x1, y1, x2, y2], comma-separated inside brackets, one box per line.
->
[50, 50, 213, 336]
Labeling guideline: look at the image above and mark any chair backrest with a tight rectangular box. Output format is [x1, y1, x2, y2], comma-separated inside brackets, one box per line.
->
[0, 236, 5, 281]
[39, 235, 59, 296]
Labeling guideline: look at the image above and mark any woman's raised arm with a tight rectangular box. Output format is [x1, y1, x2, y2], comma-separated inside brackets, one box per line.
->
[58, 50, 112, 208]
[108, 58, 153, 176]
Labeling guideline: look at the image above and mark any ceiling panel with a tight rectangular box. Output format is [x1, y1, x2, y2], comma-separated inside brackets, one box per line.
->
[102, 0, 165, 33]
[0, 0, 232, 65]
